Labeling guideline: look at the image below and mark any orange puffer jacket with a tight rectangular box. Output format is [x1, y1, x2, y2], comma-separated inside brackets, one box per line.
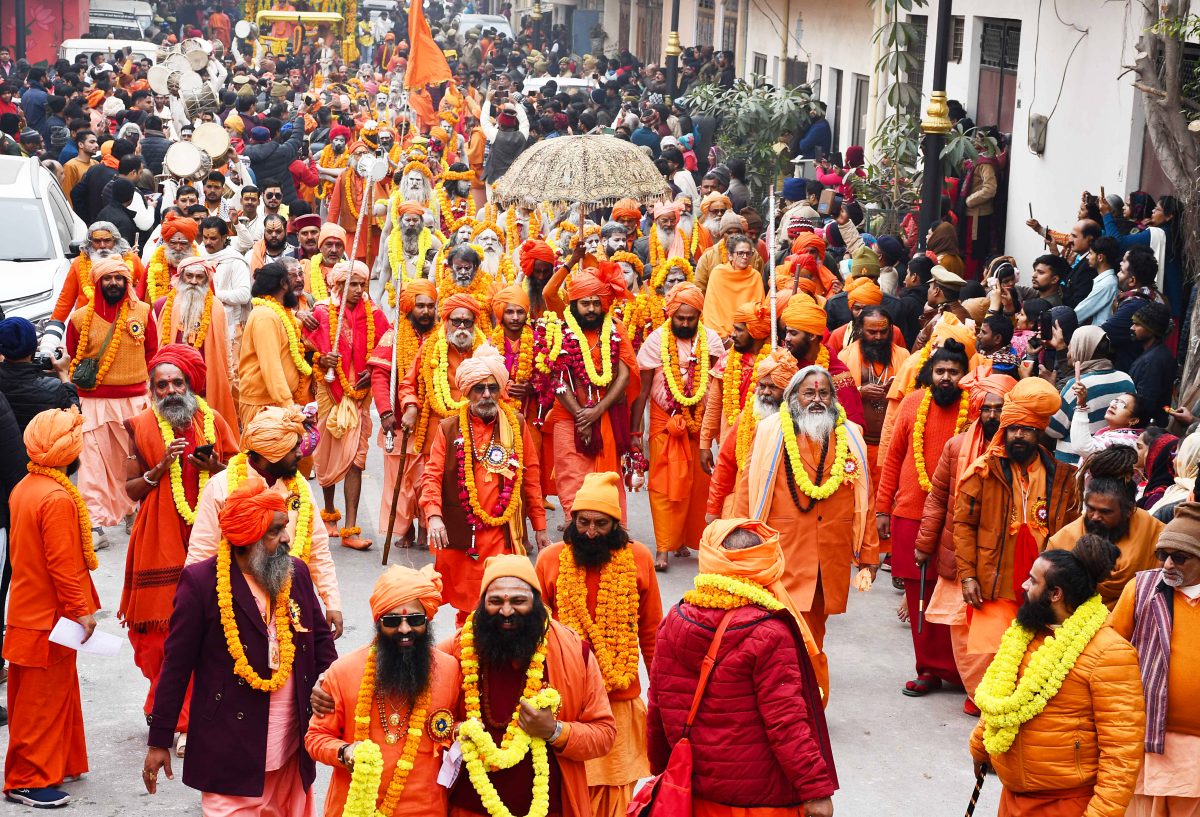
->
[970, 626, 1145, 817]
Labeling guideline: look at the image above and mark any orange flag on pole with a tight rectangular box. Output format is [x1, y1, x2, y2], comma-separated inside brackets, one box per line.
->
[405, 0, 453, 90]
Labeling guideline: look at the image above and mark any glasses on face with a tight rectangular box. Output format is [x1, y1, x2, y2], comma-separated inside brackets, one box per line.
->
[470, 382, 500, 396]
[378, 612, 428, 628]
[448, 317, 474, 328]
[264, 191, 282, 200]
[1155, 549, 1194, 565]
[730, 249, 752, 257]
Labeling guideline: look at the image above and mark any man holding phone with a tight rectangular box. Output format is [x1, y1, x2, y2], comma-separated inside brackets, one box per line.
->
[120, 344, 240, 758]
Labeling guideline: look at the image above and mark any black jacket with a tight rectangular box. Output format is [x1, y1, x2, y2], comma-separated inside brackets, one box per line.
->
[139, 131, 173, 175]
[70, 162, 116, 224]
[241, 118, 305, 205]
[482, 127, 527, 184]
[0, 361, 81, 432]
[95, 201, 139, 246]
[894, 284, 929, 349]
[824, 289, 906, 335]
[0, 391, 29, 530]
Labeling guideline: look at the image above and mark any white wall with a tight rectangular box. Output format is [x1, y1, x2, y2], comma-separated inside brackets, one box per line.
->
[924, 0, 1141, 276]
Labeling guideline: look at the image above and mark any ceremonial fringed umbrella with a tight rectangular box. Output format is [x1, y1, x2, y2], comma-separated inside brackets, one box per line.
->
[492, 134, 672, 211]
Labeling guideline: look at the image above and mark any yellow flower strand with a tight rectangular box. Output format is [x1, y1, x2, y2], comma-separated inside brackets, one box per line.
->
[435, 181, 476, 233]
[975, 595, 1109, 755]
[459, 687, 560, 817]
[252, 296, 314, 377]
[424, 327, 484, 418]
[735, 400, 761, 471]
[158, 287, 213, 349]
[683, 574, 784, 611]
[779, 404, 851, 501]
[325, 297, 377, 401]
[492, 324, 535, 385]
[26, 464, 98, 571]
[458, 401, 524, 528]
[153, 395, 217, 525]
[555, 545, 640, 692]
[660, 319, 710, 408]
[146, 245, 171, 304]
[386, 226, 433, 307]
[651, 256, 694, 290]
[308, 255, 330, 302]
[561, 309, 615, 388]
[721, 345, 769, 425]
[314, 144, 347, 200]
[912, 387, 970, 492]
[216, 539, 295, 692]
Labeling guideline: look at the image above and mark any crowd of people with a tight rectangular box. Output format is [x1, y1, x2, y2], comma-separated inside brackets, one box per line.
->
[0, 0, 1197, 816]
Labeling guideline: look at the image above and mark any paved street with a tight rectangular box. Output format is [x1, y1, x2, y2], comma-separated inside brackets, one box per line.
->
[0, 439, 999, 816]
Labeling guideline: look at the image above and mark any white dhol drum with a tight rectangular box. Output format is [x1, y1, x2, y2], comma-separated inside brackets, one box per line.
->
[234, 19, 251, 39]
[161, 53, 191, 73]
[147, 64, 173, 95]
[193, 122, 231, 161]
[181, 38, 210, 71]
[163, 141, 213, 181]
[156, 42, 181, 63]
[181, 84, 220, 120]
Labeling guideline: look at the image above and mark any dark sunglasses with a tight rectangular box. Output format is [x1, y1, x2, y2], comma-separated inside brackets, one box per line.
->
[264, 191, 283, 199]
[470, 382, 500, 395]
[1155, 549, 1194, 565]
[378, 612, 428, 628]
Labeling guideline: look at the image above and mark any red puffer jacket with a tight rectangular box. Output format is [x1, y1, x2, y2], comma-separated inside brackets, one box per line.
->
[646, 603, 837, 807]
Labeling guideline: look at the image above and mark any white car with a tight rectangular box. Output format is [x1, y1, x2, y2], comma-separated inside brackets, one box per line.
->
[0, 157, 87, 340]
[58, 38, 159, 65]
[453, 14, 514, 47]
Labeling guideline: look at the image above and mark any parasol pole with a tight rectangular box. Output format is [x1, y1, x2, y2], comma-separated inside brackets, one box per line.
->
[386, 274, 403, 453]
[328, 155, 384, 383]
[768, 184, 778, 348]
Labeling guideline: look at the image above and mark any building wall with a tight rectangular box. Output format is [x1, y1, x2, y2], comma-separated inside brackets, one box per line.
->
[4, 0, 89, 66]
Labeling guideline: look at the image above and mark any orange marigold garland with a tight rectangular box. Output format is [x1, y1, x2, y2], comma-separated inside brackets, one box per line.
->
[555, 544, 640, 692]
[26, 464, 99, 571]
[912, 386, 970, 492]
[491, 323, 535, 385]
[325, 298, 378, 401]
[68, 298, 130, 386]
[721, 345, 769, 425]
[158, 287, 213, 349]
[216, 538, 295, 692]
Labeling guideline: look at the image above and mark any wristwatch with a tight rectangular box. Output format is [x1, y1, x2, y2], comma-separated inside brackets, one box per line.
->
[337, 743, 353, 770]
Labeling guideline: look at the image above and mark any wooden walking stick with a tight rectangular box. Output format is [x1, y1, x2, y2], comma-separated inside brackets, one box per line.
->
[381, 426, 412, 566]
[964, 766, 987, 817]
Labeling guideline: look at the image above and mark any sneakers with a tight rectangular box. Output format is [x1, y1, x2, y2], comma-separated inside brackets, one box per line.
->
[0, 705, 7, 726]
[91, 527, 110, 551]
[5, 788, 71, 808]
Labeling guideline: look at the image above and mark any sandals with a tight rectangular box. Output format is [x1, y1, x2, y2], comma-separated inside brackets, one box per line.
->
[174, 733, 187, 758]
[902, 674, 943, 697]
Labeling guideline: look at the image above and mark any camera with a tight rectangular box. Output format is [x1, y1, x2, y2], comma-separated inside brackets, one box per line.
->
[32, 348, 63, 370]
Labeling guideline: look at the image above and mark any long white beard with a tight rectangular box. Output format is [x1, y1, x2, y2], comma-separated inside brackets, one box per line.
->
[754, 395, 781, 417]
[402, 183, 429, 204]
[175, 283, 208, 335]
[166, 247, 194, 268]
[656, 225, 675, 246]
[448, 327, 475, 351]
[88, 247, 119, 261]
[793, 404, 836, 442]
[702, 215, 721, 234]
[480, 250, 501, 276]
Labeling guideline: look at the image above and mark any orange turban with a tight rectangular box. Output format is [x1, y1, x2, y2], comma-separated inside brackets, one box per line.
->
[781, 295, 827, 334]
[611, 198, 642, 221]
[732, 300, 772, 340]
[962, 376, 1064, 472]
[519, 239, 556, 277]
[845, 276, 883, 307]
[960, 366, 1018, 420]
[430, 126, 450, 143]
[440, 292, 483, 321]
[87, 89, 105, 108]
[490, 284, 530, 321]
[398, 279, 437, 314]
[369, 564, 443, 619]
[161, 212, 198, 243]
[328, 260, 370, 290]
[700, 192, 732, 214]
[755, 347, 799, 388]
[791, 232, 827, 258]
[567, 262, 629, 310]
[456, 344, 508, 392]
[480, 553, 542, 595]
[91, 255, 133, 284]
[218, 481, 288, 547]
[664, 282, 704, 318]
[242, 405, 307, 461]
[24, 407, 84, 467]
[395, 201, 426, 217]
[318, 223, 347, 247]
[697, 518, 816, 655]
[929, 312, 977, 360]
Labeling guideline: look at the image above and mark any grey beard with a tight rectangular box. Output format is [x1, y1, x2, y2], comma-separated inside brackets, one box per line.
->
[156, 390, 198, 429]
[166, 247, 194, 267]
[1163, 570, 1185, 588]
[88, 247, 119, 261]
[791, 402, 837, 442]
[753, 394, 781, 416]
[401, 226, 421, 251]
[472, 398, 498, 421]
[448, 327, 475, 351]
[656, 225, 674, 245]
[247, 540, 294, 600]
[174, 283, 208, 334]
[702, 216, 721, 234]
[402, 184, 428, 203]
[453, 269, 478, 288]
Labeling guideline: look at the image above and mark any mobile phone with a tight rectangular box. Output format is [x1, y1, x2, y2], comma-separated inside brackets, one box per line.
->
[193, 444, 215, 459]
[1028, 203, 1034, 219]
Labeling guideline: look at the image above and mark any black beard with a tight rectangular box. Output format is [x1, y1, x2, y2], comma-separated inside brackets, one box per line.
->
[562, 519, 629, 568]
[102, 284, 127, 304]
[264, 456, 299, 479]
[410, 312, 435, 333]
[981, 420, 1001, 441]
[281, 287, 300, 309]
[1004, 438, 1037, 465]
[672, 322, 698, 340]
[732, 337, 758, 354]
[1016, 589, 1058, 630]
[472, 597, 550, 670]
[374, 623, 434, 702]
[1084, 515, 1131, 543]
[570, 302, 603, 331]
[931, 384, 962, 408]
[860, 338, 892, 364]
[66, 457, 81, 477]
[265, 238, 288, 254]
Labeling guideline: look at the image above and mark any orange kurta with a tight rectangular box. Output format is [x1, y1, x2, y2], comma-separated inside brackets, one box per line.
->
[369, 326, 431, 537]
[701, 264, 765, 338]
[305, 645, 462, 817]
[51, 254, 148, 321]
[238, 301, 307, 425]
[4, 473, 102, 791]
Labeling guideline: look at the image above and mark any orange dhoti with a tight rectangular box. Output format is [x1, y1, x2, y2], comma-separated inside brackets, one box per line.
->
[4, 646, 89, 790]
[647, 405, 710, 553]
[587, 697, 649, 817]
[694, 801, 805, 817]
[925, 575, 991, 697]
[998, 785, 1093, 817]
[79, 394, 149, 526]
[314, 395, 372, 488]
[128, 629, 192, 732]
[552, 413, 628, 521]
[377, 434, 426, 537]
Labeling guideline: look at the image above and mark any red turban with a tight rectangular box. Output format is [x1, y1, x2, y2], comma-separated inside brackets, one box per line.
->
[218, 482, 288, 547]
[491, 284, 530, 321]
[732, 300, 772, 340]
[395, 201, 426, 217]
[845, 276, 883, 307]
[791, 232, 826, 258]
[161, 213, 199, 243]
[567, 262, 629, 310]
[399, 279, 437, 314]
[369, 564, 443, 619]
[959, 366, 1018, 420]
[440, 292, 483, 321]
[789, 252, 820, 278]
[664, 282, 704, 318]
[329, 124, 351, 141]
[150, 344, 207, 396]
[611, 198, 641, 221]
[519, 239, 555, 277]
[290, 213, 322, 233]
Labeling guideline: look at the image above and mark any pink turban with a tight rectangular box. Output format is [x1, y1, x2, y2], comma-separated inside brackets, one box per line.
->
[318, 223, 347, 247]
[328, 260, 370, 289]
[456, 344, 509, 392]
[652, 201, 683, 220]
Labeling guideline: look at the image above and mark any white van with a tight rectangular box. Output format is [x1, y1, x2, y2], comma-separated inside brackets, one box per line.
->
[58, 39, 159, 66]
[90, 0, 153, 33]
[453, 14, 514, 47]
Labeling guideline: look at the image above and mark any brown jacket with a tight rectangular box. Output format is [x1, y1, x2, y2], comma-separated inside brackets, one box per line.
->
[915, 431, 970, 580]
[953, 449, 1080, 601]
[970, 626, 1144, 815]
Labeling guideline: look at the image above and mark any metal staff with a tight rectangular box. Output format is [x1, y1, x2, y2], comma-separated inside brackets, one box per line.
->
[917, 560, 927, 634]
[767, 184, 777, 348]
[964, 766, 987, 817]
[381, 427, 413, 566]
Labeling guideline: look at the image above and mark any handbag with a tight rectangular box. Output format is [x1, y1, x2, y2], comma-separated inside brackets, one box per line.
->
[70, 317, 120, 390]
[627, 609, 736, 817]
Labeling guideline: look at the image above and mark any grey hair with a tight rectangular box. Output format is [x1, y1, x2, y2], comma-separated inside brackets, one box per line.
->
[84, 221, 132, 256]
[782, 365, 840, 412]
[600, 220, 628, 239]
[721, 527, 764, 551]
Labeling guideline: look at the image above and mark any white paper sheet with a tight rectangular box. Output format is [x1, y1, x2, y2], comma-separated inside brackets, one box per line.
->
[48, 617, 123, 657]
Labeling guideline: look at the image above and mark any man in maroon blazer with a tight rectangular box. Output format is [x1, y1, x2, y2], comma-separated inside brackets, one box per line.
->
[141, 481, 337, 813]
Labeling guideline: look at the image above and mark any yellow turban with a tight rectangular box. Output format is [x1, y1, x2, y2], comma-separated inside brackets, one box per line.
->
[781, 296, 827, 335]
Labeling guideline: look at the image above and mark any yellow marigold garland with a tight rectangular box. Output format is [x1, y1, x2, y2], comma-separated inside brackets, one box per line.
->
[660, 319, 709, 408]
[492, 324, 535, 384]
[27, 464, 98, 571]
[252, 296, 314, 377]
[975, 595, 1109, 755]
[308, 255, 331, 302]
[424, 327, 485, 417]
[534, 314, 563, 375]
[648, 225, 667, 269]
[651, 256, 694, 290]
[153, 395, 217, 525]
[779, 404, 851, 501]
[721, 346, 769, 425]
[555, 545, 640, 692]
[505, 206, 541, 251]
[912, 387, 970, 492]
[608, 251, 644, 279]
[561, 309, 615, 387]
[459, 687, 560, 817]
[146, 245, 171, 304]
[216, 539, 295, 692]
[436, 182, 476, 232]
[735, 399, 761, 471]
[458, 401, 524, 528]
[75, 252, 137, 302]
[683, 573, 784, 611]
[158, 287, 213, 349]
[314, 143, 347, 200]
[386, 226, 433, 307]
[326, 298, 377, 401]
[224, 452, 314, 562]
[68, 298, 129, 386]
